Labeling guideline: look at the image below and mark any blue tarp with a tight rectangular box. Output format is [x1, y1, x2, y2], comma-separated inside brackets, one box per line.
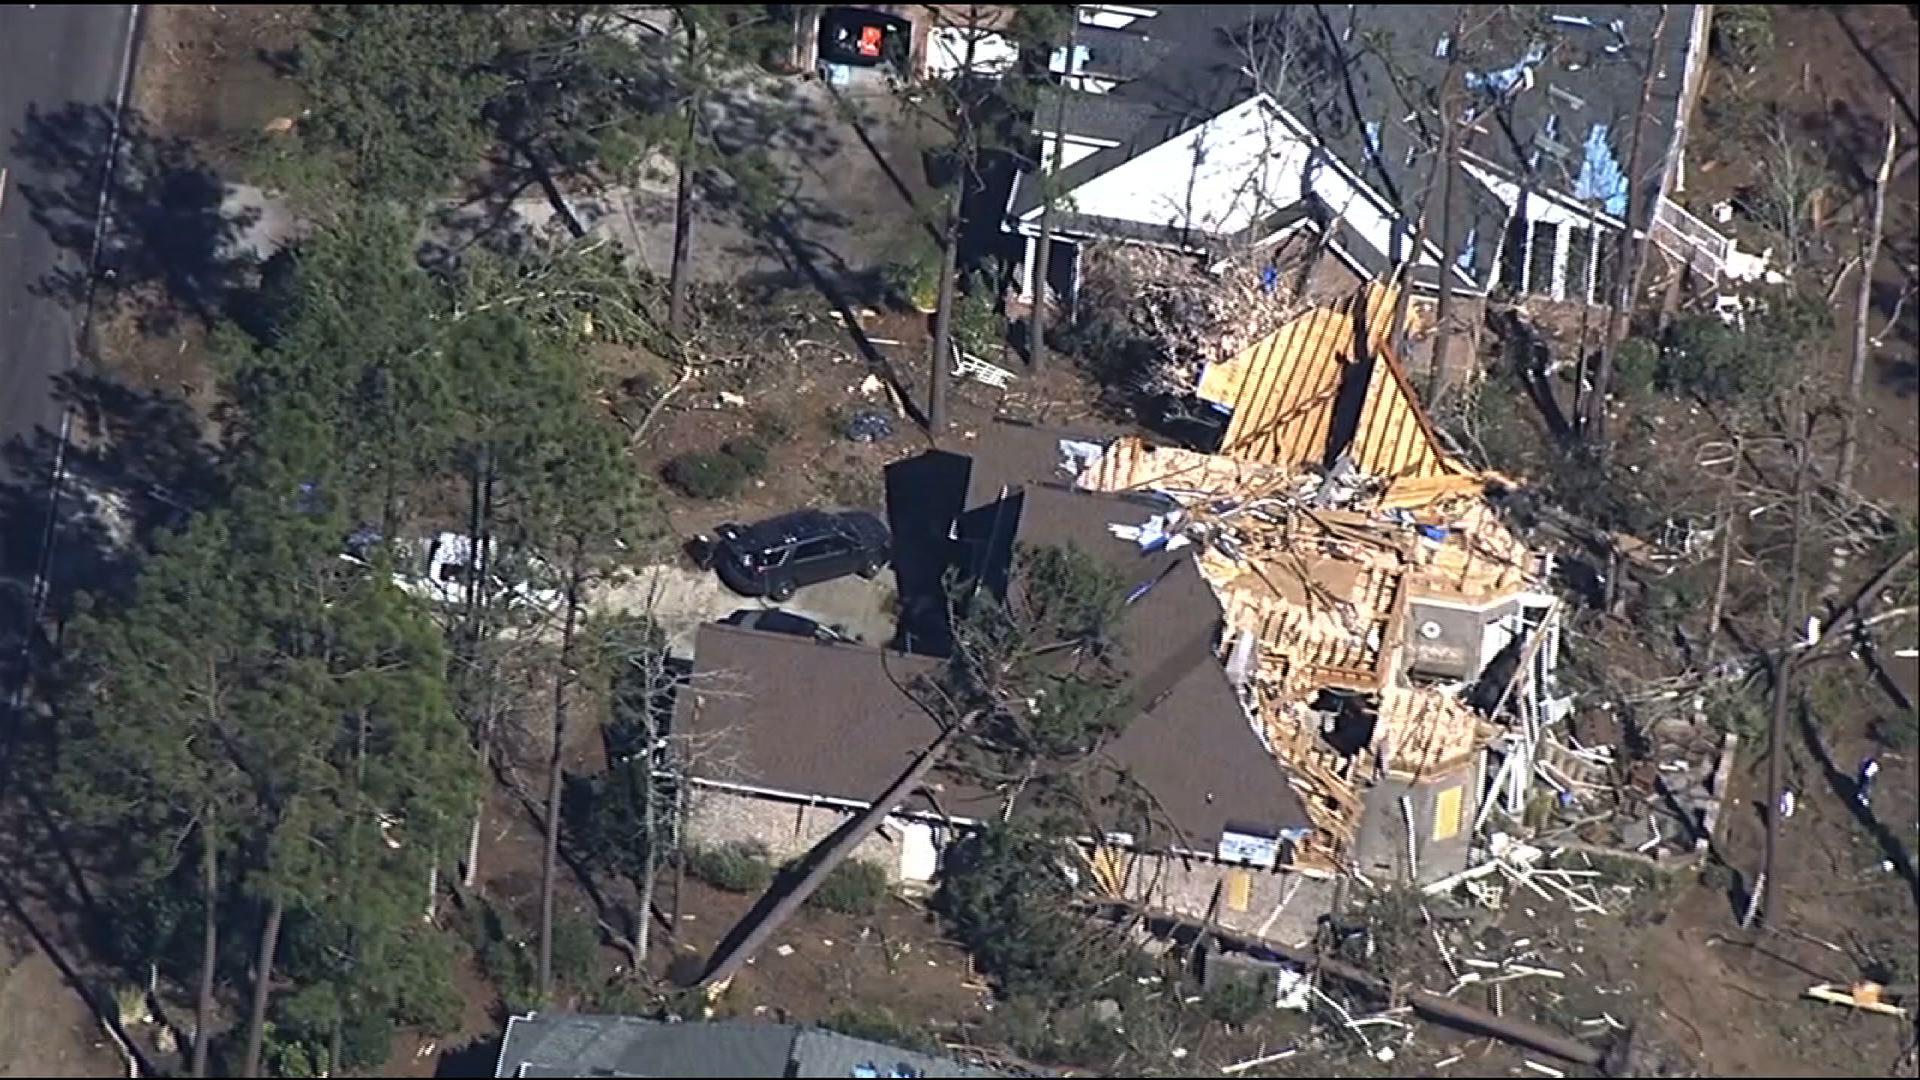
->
[1575, 123, 1629, 217]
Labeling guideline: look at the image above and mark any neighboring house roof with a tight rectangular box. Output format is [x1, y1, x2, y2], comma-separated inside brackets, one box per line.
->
[494, 1014, 1000, 1078]
[1012, 5, 1701, 290]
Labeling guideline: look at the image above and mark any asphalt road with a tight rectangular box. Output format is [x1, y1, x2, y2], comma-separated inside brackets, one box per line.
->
[0, 4, 141, 455]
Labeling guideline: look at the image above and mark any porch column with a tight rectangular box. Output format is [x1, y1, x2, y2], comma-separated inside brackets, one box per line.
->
[1019, 234, 1038, 303]
[1586, 229, 1602, 304]
[1550, 223, 1570, 301]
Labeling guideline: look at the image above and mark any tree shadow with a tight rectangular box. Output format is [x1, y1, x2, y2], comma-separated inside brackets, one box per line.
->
[1877, 357, 1919, 399]
[1830, 8, 1920, 137]
[1793, 696, 1920, 910]
[435, 1033, 502, 1077]
[0, 372, 223, 636]
[9, 101, 263, 334]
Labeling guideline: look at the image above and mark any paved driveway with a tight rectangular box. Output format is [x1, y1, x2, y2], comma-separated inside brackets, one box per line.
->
[598, 562, 900, 658]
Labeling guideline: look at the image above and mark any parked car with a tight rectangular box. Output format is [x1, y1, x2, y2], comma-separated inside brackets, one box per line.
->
[702, 509, 890, 601]
[719, 608, 848, 643]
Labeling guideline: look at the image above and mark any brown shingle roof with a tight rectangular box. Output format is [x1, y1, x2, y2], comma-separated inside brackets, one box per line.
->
[964, 482, 1313, 844]
[678, 563, 1311, 846]
[673, 626, 1003, 820]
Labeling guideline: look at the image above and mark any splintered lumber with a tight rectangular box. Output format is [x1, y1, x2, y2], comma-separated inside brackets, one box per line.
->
[1094, 899, 1608, 1067]
[1804, 983, 1910, 1018]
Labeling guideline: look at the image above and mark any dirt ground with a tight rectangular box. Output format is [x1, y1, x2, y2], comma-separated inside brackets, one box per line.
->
[0, 945, 123, 1078]
[1681, 5, 1920, 507]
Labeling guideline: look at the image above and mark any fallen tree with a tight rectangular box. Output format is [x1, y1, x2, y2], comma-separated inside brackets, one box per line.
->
[1090, 898, 1612, 1070]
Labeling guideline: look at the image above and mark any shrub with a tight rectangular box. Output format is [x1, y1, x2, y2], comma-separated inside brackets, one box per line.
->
[1612, 336, 1659, 400]
[551, 912, 601, 986]
[806, 858, 888, 916]
[1660, 288, 1829, 405]
[453, 898, 539, 1013]
[1871, 709, 1918, 751]
[1712, 6, 1774, 68]
[953, 271, 1005, 360]
[1203, 975, 1271, 1027]
[880, 232, 943, 311]
[821, 1006, 934, 1052]
[721, 435, 771, 475]
[685, 842, 774, 894]
[664, 452, 747, 499]
[751, 409, 795, 443]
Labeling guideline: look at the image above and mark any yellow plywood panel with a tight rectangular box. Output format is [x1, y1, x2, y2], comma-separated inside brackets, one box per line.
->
[1225, 867, 1253, 913]
[1200, 281, 1476, 488]
[1432, 785, 1464, 842]
[1091, 845, 1127, 896]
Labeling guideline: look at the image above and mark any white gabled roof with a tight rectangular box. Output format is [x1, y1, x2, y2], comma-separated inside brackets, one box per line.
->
[1024, 94, 1468, 284]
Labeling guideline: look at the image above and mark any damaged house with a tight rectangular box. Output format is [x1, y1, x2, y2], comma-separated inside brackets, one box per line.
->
[672, 475, 1324, 938]
[1010, 5, 1711, 327]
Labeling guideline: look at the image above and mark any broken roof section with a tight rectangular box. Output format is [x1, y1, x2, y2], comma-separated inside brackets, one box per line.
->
[1195, 283, 1474, 493]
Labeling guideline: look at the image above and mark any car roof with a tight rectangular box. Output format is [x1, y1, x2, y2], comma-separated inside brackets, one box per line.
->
[734, 509, 840, 548]
[727, 609, 822, 636]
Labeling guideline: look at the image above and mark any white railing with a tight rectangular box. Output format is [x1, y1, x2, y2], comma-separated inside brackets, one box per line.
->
[1651, 196, 1734, 281]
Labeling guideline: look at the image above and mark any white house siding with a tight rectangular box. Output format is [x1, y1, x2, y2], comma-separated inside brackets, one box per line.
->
[683, 785, 933, 886]
[687, 784, 1334, 943]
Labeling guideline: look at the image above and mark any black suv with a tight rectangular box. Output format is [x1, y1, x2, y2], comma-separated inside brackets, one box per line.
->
[704, 509, 890, 601]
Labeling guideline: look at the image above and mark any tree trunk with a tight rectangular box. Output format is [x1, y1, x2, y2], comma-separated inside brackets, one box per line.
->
[701, 727, 956, 989]
[667, 24, 702, 337]
[1759, 412, 1813, 928]
[1029, 37, 1069, 374]
[239, 895, 285, 1080]
[1838, 106, 1898, 490]
[926, 19, 981, 436]
[191, 815, 217, 1079]
[537, 539, 586, 1003]
[634, 755, 658, 969]
[1588, 5, 1670, 447]
[927, 183, 962, 437]
[462, 450, 496, 891]
[1427, 103, 1460, 408]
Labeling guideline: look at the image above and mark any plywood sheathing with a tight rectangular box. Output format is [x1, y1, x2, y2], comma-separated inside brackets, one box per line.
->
[1374, 684, 1491, 779]
[1197, 283, 1473, 503]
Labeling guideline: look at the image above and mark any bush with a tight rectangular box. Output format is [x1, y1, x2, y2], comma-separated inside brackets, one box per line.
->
[821, 1006, 935, 1052]
[551, 912, 601, 986]
[1712, 6, 1774, 68]
[1660, 288, 1829, 405]
[751, 409, 795, 443]
[1203, 976, 1271, 1027]
[806, 859, 888, 916]
[664, 451, 747, 499]
[721, 435, 771, 476]
[880, 233, 943, 311]
[1612, 336, 1659, 400]
[453, 898, 539, 1013]
[1871, 709, 1919, 750]
[685, 842, 775, 894]
[953, 271, 1005, 361]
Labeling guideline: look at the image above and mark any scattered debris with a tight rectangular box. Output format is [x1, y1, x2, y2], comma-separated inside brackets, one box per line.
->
[842, 409, 894, 443]
[1804, 983, 1910, 1018]
[953, 351, 1016, 389]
